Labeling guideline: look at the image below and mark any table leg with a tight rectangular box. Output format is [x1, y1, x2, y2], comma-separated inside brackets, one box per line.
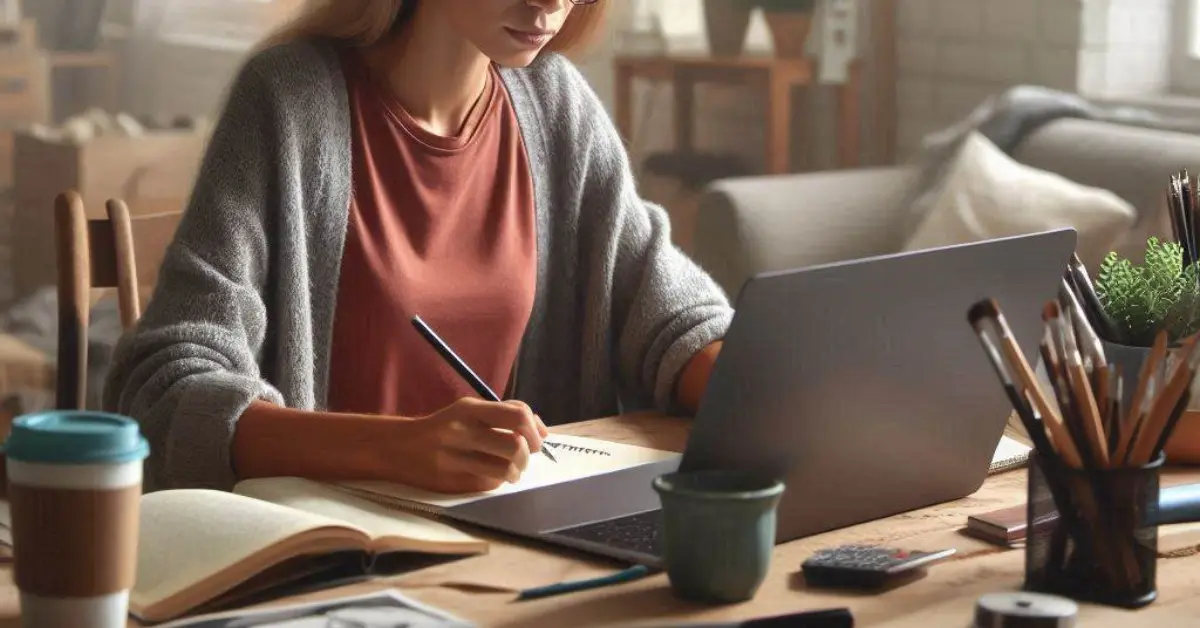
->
[107, 61, 121, 114]
[672, 70, 694, 153]
[764, 73, 792, 175]
[614, 63, 633, 145]
[837, 60, 862, 169]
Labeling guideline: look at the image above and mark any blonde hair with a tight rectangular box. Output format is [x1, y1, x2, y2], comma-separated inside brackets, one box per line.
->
[265, 0, 609, 56]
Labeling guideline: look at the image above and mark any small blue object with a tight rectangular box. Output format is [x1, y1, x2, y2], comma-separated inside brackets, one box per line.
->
[2, 411, 150, 464]
[516, 565, 654, 601]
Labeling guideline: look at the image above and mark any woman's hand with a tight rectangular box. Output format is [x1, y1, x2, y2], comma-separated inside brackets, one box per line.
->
[233, 398, 549, 495]
[397, 398, 550, 494]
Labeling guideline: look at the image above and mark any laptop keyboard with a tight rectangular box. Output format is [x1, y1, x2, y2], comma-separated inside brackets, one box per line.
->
[551, 510, 662, 558]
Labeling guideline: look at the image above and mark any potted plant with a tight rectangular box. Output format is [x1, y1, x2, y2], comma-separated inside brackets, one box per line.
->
[1095, 237, 1200, 350]
[1094, 237, 1200, 461]
[756, 0, 818, 59]
[703, 0, 754, 57]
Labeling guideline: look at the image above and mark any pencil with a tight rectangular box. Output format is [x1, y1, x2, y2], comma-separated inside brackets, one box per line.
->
[1128, 339, 1200, 466]
[411, 315, 558, 463]
[1152, 389, 1192, 461]
[1046, 301, 1109, 467]
[1067, 254, 1121, 343]
[516, 565, 655, 601]
[1114, 331, 1169, 464]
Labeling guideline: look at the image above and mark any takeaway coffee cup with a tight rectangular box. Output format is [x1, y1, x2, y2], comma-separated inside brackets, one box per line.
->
[2, 411, 149, 628]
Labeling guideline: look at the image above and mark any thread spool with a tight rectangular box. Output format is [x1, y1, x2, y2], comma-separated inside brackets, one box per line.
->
[974, 592, 1078, 627]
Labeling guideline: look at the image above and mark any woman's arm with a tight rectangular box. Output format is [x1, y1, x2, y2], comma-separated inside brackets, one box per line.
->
[676, 341, 723, 414]
[539, 57, 734, 412]
[103, 54, 289, 492]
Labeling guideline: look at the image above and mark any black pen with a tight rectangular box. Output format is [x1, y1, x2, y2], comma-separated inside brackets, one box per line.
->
[411, 315, 558, 463]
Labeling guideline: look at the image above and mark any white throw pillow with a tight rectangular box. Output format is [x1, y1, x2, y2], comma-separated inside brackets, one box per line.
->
[902, 131, 1136, 268]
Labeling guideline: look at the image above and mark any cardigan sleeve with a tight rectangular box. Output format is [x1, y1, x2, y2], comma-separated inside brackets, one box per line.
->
[549, 58, 735, 412]
[102, 53, 286, 492]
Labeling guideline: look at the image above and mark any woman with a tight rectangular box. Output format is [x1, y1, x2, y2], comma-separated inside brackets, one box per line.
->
[104, 0, 733, 494]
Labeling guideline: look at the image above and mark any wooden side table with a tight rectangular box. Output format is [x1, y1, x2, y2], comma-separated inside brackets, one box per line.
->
[614, 55, 860, 175]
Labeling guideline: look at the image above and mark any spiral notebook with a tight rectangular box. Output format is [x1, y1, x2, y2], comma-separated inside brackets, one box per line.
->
[990, 435, 1032, 474]
[333, 432, 1028, 515]
[335, 434, 681, 513]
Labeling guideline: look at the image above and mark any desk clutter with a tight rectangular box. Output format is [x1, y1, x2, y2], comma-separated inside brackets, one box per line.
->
[967, 188, 1200, 609]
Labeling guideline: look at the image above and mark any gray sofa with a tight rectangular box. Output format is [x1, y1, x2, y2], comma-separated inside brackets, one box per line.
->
[692, 117, 1200, 299]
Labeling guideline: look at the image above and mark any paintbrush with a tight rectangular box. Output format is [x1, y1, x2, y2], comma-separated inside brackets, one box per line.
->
[1049, 301, 1110, 467]
[969, 300, 1062, 425]
[1039, 305, 1086, 468]
[968, 300, 1061, 465]
[1067, 255, 1123, 344]
[1183, 170, 1199, 267]
[1114, 331, 1169, 464]
[1128, 338, 1200, 466]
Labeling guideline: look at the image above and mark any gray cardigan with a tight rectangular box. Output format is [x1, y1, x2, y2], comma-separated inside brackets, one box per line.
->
[103, 39, 733, 493]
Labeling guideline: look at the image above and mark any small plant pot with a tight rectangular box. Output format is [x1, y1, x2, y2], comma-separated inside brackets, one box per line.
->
[1101, 339, 1200, 464]
[703, 0, 753, 57]
[763, 11, 813, 59]
[1102, 340, 1200, 404]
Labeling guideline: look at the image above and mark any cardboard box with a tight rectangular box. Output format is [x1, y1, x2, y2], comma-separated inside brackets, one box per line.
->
[10, 130, 207, 301]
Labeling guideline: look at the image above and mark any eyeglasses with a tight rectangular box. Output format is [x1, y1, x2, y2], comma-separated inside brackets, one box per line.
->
[570, 0, 600, 4]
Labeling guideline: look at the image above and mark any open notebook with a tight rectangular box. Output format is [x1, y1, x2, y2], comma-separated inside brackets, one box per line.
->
[130, 434, 674, 623]
[130, 478, 487, 624]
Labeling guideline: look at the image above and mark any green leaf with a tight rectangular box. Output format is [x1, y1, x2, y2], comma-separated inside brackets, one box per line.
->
[1097, 238, 1200, 345]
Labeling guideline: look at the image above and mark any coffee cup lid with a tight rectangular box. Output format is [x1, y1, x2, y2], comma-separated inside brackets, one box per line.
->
[3, 411, 149, 465]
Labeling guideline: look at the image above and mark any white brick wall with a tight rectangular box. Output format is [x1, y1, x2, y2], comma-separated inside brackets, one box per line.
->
[895, 0, 1175, 160]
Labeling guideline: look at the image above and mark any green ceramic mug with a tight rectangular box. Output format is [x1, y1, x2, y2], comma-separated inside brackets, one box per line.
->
[652, 469, 785, 603]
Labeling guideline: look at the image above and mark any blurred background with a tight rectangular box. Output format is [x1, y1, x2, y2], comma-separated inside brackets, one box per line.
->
[2, 0, 1200, 416]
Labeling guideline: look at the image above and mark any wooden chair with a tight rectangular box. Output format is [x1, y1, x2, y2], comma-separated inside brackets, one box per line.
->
[54, 190, 183, 410]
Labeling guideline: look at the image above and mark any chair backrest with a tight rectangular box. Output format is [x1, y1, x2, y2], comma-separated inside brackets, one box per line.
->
[54, 190, 183, 410]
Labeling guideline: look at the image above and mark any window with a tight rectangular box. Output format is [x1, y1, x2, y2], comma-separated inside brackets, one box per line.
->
[1192, 0, 1200, 58]
[151, 0, 297, 50]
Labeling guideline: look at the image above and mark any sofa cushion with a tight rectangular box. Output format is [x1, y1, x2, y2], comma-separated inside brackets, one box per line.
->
[901, 131, 1136, 268]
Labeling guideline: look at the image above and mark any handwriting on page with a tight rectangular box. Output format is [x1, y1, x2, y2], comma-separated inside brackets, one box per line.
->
[544, 440, 612, 457]
[336, 434, 680, 510]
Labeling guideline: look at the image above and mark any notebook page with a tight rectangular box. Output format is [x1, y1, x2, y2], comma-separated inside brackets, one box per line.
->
[339, 434, 680, 509]
[990, 435, 1032, 474]
[234, 477, 486, 553]
[132, 489, 357, 610]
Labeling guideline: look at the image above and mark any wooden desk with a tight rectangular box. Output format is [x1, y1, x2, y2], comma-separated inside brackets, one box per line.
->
[1, 414, 1199, 626]
[614, 55, 861, 175]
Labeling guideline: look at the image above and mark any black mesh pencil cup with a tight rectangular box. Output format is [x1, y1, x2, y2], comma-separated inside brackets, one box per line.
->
[1024, 451, 1163, 609]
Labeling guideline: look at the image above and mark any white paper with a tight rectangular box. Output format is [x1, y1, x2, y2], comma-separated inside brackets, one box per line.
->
[339, 434, 680, 510]
[155, 589, 473, 628]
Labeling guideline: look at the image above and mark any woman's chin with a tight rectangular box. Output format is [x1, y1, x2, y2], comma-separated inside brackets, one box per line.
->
[487, 50, 544, 69]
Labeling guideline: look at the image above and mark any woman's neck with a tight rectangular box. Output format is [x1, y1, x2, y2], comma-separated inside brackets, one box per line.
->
[367, 11, 492, 137]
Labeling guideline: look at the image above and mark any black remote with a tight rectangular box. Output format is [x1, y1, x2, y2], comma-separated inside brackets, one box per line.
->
[801, 545, 956, 589]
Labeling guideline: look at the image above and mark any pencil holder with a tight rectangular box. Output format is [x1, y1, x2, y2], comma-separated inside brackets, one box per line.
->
[1023, 451, 1163, 609]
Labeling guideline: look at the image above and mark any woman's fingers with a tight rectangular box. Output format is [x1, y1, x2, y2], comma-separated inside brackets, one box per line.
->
[475, 400, 543, 452]
[451, 448, 523, 484]
[504, 400, 550, 437]
[463, 425, 531, 473]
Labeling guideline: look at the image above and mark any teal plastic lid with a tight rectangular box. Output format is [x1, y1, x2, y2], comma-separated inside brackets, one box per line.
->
[2, 411, 149, 465]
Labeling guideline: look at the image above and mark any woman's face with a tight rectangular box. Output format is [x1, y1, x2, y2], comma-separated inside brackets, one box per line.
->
[432, 0, 577, 67]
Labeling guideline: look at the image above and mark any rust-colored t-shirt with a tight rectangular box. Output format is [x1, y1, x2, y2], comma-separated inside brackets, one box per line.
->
[326, 52, 537, 418]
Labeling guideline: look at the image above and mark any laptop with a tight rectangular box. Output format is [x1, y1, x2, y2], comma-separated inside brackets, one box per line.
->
[444, 229, 1077, 567]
